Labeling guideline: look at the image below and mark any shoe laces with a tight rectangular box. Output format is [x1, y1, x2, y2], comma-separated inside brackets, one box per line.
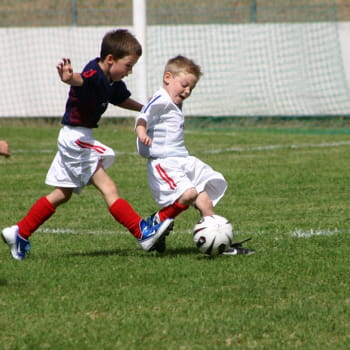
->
[140, 220, 160, 239]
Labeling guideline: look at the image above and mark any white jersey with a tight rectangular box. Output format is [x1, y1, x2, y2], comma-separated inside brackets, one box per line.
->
[136, 87, 189, 159]
[136, 88, 227, 208]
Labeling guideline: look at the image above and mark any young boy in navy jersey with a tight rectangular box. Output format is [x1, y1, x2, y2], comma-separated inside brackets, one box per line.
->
[1, 29, 173, 260]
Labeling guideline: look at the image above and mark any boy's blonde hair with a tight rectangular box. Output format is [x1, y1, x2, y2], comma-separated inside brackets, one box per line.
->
[100, 29, 142, 60]
[164, 55, 203, 79]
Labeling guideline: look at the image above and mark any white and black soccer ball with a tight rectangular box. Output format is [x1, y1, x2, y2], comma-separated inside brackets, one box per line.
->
[193, 215, 233, 256]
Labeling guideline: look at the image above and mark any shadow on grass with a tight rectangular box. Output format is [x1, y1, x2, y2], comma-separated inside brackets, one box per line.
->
[65, 246, 198, 258]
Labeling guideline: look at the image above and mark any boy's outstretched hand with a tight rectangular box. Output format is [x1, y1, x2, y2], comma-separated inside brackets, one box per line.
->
[56, 58, 83, 86]
[56, 58, 73, 82]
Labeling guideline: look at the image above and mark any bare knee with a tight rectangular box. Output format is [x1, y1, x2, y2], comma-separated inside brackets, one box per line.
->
[46, 188, 73, 207]
[195, 191, 214, 217]
[90, 167, 120, 207]
[177, 187, 198, 206]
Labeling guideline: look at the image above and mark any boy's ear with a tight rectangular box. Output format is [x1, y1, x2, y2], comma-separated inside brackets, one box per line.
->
[105, 54, 114, 64]
[163, 71, 172, 84]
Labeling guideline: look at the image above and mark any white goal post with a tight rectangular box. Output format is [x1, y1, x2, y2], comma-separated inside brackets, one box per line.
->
[132, 0, 148, 104]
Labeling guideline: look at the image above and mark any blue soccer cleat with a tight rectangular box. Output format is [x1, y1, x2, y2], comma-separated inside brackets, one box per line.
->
[145, 212, 174, 253]
[138, 218, 174, 252]
[1, 225, 31, 260]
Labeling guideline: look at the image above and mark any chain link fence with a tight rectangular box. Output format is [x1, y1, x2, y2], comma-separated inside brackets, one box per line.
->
[1, 1, 350, 27]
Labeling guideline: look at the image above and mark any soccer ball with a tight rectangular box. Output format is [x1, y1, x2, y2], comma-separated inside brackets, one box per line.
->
[193, 215, 233, 256]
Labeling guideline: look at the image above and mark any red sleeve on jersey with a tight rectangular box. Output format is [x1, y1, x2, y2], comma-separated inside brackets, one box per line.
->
[82, 69, 97, 78]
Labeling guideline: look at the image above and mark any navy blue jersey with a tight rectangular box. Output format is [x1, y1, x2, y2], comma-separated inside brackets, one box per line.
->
[61, 58, 131, 128]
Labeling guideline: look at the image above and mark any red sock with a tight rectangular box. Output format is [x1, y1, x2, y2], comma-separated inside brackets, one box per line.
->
[158, 201, 189, 221]
[109, 199, 143, 238]
[17, 196, 56, 239]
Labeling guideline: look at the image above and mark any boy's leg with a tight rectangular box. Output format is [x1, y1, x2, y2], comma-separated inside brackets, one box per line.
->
[90, 164, 141, 236]
[17, 188, 72, 239]
[152, 187, 197, 224]
[157, 201, 189, 221]
[90, 164, 142, 236]
[17, 196, 55, 239]
[109, 199, 173, 252]
[2, 188, 71, 260]
[91, 165, 173, 251]
[193, 191, 215, 217]
[150, 199, 194, 254]
[150, 188, 195, 253]
[109, 199, 142, 238]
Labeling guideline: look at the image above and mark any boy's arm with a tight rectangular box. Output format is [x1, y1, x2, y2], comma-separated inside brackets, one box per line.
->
[135, 119, 152, 146]
[118, 97, 143, 112]
[56, 58, 83, 86]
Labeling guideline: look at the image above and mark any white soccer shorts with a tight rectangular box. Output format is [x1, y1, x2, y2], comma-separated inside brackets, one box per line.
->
[45, 126, 115, 194]
[147, 156, 227, 207]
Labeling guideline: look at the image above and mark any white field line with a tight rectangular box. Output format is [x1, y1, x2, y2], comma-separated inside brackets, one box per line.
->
[176, 228, 349, 237]
[198, 140, 350, 155]
[290, 228, 350, 238]
[12, 149, 55, 154]
[37, 227, 123, 235]
[37, 227, 348, 238]
[12, 140, 350, 156]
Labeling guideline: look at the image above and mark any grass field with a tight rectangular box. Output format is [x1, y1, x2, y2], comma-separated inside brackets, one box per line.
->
[0, 118, 350, 349]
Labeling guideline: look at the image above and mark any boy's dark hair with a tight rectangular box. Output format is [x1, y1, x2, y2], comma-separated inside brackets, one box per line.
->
[100, 29, 142, 60]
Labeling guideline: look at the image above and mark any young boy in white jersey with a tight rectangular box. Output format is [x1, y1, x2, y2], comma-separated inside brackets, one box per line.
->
[135, 55, 254, 255]
[1, 29, 173, 260]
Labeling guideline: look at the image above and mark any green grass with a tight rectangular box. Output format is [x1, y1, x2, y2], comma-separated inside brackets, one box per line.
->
[1, 118, 350, 350]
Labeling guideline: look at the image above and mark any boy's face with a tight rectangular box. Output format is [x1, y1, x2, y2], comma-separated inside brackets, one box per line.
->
[163, 71, 198, 106]
[103, 54, 139, 82]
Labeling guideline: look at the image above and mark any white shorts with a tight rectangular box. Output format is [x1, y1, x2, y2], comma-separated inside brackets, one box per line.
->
[45, 126, 115, 194]
[147, 156, 227, 207]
